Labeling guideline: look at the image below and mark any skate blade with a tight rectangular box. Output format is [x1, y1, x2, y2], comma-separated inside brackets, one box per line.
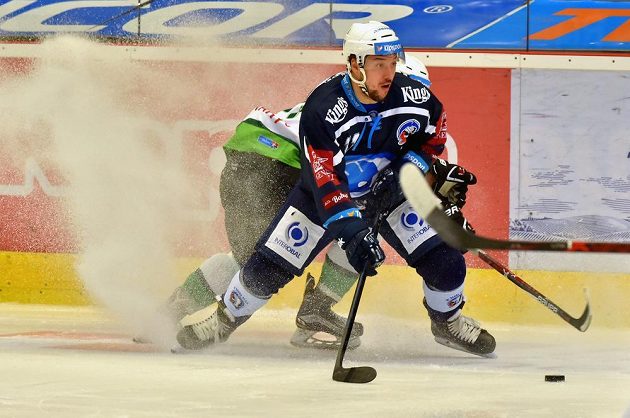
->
[290, 329, 361, 351]
[296, 316, 364, 337]
[434, 336, 496, 358]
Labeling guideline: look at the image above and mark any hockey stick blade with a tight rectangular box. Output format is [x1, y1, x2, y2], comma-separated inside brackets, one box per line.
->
[476, 249, 592, 332]
[332, 365, 377, 384]
[400, 164, 630, 253]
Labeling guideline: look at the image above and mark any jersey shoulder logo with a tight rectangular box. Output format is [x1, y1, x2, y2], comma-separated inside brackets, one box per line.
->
[396, 119, 422, 145]
[325, 97, 348, 125]
[401, 85, 430, 104]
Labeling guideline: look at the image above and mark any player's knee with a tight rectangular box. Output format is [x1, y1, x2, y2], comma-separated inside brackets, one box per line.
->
[412, 243, 466, 291]
[241, 251, 293, 297]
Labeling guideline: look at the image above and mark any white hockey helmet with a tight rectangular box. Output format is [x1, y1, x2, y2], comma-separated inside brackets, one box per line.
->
[397, 55, 431, 87]
[342, 21, 404, 69]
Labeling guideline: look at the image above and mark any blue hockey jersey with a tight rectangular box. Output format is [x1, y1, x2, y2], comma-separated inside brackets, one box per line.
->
[299, 71, 448, 229]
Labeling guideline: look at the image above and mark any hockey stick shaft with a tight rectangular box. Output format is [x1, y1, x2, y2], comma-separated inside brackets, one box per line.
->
[332, 261, 374, 382]
[476, 250, 592, 331]
[333, 211, 386, 384]
[400, 164, 630, 253]
[88, 0, 155, 31]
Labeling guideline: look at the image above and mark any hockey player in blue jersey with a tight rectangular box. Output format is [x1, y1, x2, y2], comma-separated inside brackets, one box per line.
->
[161, 56, 433, 352]
[177, 21, 496, 357]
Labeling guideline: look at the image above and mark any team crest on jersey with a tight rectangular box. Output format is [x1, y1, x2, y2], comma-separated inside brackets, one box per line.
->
[401, 86, 430, 104]
[325, 97, 348, 124]
[396, 119, 422, 145]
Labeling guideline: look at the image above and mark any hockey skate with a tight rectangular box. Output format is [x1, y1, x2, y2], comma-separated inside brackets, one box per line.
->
[132, 286, 204, 344]
[429, 309, 496, 357]
[290, 274, 363, 350]
[176, 296, 246, 350]
[164, 285, 205, 324]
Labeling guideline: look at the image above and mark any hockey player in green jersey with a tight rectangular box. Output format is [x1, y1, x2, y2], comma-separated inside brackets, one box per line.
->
[165, 56, 432, 350]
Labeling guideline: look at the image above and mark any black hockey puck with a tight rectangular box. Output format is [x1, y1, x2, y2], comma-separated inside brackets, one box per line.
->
[545, 375, 565, 382]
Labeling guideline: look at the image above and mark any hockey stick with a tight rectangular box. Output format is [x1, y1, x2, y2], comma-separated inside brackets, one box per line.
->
[332, 211, 386, 384]
[476, 249, 592, 331]
[88, 0, 154, 31]
[399, 164, 630, 253]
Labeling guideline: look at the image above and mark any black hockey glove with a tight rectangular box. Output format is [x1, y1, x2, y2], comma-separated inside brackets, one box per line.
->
[443, 201, 475, 234]
[442, 200, 475, 254]
[363, 167, 402, 219]
[430, 158, 477, 208]
[371, 167, 401, 201]
[335, 218, 385, 276]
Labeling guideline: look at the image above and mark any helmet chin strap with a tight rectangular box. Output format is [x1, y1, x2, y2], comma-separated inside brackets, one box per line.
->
[346, 65, 370, 98]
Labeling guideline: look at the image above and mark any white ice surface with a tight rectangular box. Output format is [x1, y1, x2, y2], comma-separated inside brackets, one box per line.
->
[1, 304, 629, 418]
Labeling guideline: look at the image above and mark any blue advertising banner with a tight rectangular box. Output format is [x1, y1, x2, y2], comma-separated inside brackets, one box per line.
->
[455, 0, 630, 51]
[0, 0, 628, 51]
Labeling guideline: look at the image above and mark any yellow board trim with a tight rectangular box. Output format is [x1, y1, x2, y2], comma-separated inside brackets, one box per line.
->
[1, 251, 628, 328]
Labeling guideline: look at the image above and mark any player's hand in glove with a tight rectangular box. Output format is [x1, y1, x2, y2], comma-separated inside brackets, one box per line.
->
[371, 167, 400, 201]
[336, 218, 385, 276]
[442, 200, 475, 253]
[363, 167, 401, 219]
[442, 200, 475, 234]
[429, 158, 477, 208]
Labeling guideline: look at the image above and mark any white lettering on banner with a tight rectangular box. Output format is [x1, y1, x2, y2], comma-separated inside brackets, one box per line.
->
[325, 97, 348, 125]
[0, 2, 412, 39]
[0, 1, 37, 22]
[0, 0, 134, 33]
[252, 3, 413, 39]
[0, 120, 238, 225]
[401, 86, 431, 104]
[125, 2, 283, 37]
[0, 158, 67, 197]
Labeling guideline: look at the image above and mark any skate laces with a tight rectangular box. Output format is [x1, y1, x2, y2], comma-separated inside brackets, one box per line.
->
[191, 311, 220, 341]
[180, 304, 232, 342]
[448, 315, 482, 343]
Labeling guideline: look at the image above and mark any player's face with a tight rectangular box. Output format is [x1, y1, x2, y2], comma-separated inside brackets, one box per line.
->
[363, 55, 397, 102]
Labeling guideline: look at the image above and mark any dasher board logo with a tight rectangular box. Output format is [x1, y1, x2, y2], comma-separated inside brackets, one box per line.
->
[401, 86, 431, 104]
[265, 206, 325, 269]
[325, 97, 348, 124]
[387, 202, 437, 254]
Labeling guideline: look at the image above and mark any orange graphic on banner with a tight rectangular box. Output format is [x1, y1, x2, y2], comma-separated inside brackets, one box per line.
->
[530, 8, 630, 41]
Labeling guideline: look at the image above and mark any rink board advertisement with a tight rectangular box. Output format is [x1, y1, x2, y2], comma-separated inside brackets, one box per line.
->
[0, 52, 510, 267]
[0, 0, 628, 51]
[1, 44, 628, 316]
[510, 69, 630, 273]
